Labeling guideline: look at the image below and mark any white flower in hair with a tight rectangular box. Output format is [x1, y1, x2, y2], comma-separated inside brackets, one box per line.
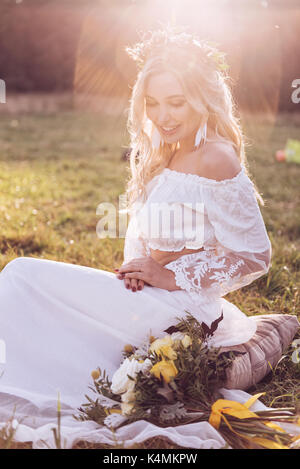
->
[125, 24, 229, 73]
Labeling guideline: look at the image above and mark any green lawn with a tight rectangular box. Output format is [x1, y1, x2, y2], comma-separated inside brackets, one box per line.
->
[0, 108, 299, 449]
[0, 110, 129, 271]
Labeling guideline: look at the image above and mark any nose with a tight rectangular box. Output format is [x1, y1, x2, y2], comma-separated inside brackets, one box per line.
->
[156, 108, 172, 126]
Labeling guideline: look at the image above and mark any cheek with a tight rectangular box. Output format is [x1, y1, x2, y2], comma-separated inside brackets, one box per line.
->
[176, 105, 194, 125]
[185, 109, 200, 132]
[145, 107, 155, 121]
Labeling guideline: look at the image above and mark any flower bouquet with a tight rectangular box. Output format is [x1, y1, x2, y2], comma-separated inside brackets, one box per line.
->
[75, 312, 300, 449]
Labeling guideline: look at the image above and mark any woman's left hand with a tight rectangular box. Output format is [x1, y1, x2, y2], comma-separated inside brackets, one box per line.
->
[117, 257, 180, 291]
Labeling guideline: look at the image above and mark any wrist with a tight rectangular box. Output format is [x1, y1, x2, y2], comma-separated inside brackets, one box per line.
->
[164, 267, 181, 291]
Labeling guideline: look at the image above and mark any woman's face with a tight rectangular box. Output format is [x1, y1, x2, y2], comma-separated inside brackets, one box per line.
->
[144, 71, 201, 151]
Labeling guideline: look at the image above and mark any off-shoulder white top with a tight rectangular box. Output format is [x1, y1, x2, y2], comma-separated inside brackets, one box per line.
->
[123, 165, 272, 305]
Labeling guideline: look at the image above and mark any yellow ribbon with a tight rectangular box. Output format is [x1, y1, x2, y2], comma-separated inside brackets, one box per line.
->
[244, 392, 266, 409]
[209, 398, 259, 429]
[209, 393, 288, 449]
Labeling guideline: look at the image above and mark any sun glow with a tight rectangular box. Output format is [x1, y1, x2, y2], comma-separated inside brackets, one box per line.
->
[73, 0, 297, 142]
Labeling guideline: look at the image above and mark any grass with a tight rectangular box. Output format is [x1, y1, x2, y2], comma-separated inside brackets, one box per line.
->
[0, 103, 299, 449]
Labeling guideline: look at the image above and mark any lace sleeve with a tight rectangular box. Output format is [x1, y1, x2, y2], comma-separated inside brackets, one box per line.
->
[164, 247, 271, 302]
[164, 172, 272, 302]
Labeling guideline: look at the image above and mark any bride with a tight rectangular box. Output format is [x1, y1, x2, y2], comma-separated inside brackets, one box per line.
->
[0, 27, 272, 449]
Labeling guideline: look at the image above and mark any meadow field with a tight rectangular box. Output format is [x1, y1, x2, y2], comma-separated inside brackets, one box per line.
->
[0, 104, 299, 449]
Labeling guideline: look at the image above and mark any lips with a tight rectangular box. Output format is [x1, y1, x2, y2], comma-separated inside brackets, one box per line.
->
[160, 125, 180, 136]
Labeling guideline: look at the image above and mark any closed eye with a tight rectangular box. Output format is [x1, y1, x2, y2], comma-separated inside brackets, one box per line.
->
[171, 102, 184, 108]
[146, 102, 184, 107]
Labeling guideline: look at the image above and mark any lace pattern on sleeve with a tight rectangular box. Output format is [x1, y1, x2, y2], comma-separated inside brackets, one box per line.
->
[165, 247, 271, 303]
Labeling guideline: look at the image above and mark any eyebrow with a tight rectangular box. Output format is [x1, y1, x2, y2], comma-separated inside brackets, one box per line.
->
[145, 94, 185, 100]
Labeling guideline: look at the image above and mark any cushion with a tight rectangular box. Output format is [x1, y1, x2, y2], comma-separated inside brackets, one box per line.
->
[219, 314, 300, 391]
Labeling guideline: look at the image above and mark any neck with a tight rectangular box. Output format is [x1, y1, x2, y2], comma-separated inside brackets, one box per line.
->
[176, 126, 216, 157]
[177, 134, 196, 155]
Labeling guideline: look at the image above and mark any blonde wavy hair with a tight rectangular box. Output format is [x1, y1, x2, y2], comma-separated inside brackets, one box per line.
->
[123, 25, 263, 212]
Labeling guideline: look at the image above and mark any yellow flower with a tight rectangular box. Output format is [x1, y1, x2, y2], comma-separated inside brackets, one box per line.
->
[91, 369, 100, 380]
[181, 335, 192, 348]
[149, 335, 177, 360]
[123, 344, 134, 354]
[150, 359, 178, 383]
[149, 335, 173, 355]
[156, 345, 177, 360]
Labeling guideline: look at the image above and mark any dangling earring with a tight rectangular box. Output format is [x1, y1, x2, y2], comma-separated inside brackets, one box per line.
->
[152, 126, 163, 150]
[194, 122, 207, 149]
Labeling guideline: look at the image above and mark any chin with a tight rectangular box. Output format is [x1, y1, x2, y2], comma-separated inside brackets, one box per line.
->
[164, 137, 177, 143]
[164, 133, 181, 143]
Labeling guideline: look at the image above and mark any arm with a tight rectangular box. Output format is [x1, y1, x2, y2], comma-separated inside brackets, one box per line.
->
[123, 213, 148, 264]
[164, 246, 271, 301]
[119, 210, 149, 291]
[165, 151, 272, 302]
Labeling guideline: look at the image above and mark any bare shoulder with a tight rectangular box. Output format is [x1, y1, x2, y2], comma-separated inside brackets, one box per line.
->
[197, 141, 242, 181]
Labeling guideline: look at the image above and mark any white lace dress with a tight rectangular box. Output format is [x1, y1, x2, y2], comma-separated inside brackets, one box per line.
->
[0, 165, 274, 449]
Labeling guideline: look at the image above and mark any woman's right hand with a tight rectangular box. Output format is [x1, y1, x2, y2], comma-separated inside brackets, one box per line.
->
[116, 271, 145, 292]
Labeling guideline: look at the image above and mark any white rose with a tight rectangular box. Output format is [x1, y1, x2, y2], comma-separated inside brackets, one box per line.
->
[121, 402, 134, 416]
[140, 358, 152, 374]
[126, 379, 136, 392]
[121, 388, 135, 403]
[111, 358, 151, 395]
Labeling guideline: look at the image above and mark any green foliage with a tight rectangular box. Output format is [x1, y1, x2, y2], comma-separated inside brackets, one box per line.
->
[75, 312, 241, 428]
[74, 368, 122, 426]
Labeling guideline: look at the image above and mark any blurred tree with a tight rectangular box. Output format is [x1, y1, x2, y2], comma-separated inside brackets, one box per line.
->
[0, 0, 299, 113]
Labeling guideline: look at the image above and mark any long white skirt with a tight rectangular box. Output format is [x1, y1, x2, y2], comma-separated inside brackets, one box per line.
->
[0, 256, 294, 449]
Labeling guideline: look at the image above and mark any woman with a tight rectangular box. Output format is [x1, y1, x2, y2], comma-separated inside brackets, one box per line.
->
[0, 27, 271, 448]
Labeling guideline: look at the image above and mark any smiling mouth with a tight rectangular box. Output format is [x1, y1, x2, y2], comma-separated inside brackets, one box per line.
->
[160, 125, 180, 135]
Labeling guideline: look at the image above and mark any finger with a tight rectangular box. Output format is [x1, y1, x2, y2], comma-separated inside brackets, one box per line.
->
[118, 263, 132, 273]
[124, 273, 149, 287]
[124, 272, 143, 280]
[137, 279, 144, 291]
[130, 278, 138, 292]
[124, 277, 131, 290]
[118, 262, 142, 273]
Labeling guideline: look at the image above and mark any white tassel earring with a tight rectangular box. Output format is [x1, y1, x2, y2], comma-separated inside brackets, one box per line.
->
[194, 122, 207, 149]
[152, 126, 163, 150]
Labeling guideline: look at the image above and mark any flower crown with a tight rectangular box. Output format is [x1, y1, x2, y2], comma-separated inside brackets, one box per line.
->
[125, 25, 229, 74]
